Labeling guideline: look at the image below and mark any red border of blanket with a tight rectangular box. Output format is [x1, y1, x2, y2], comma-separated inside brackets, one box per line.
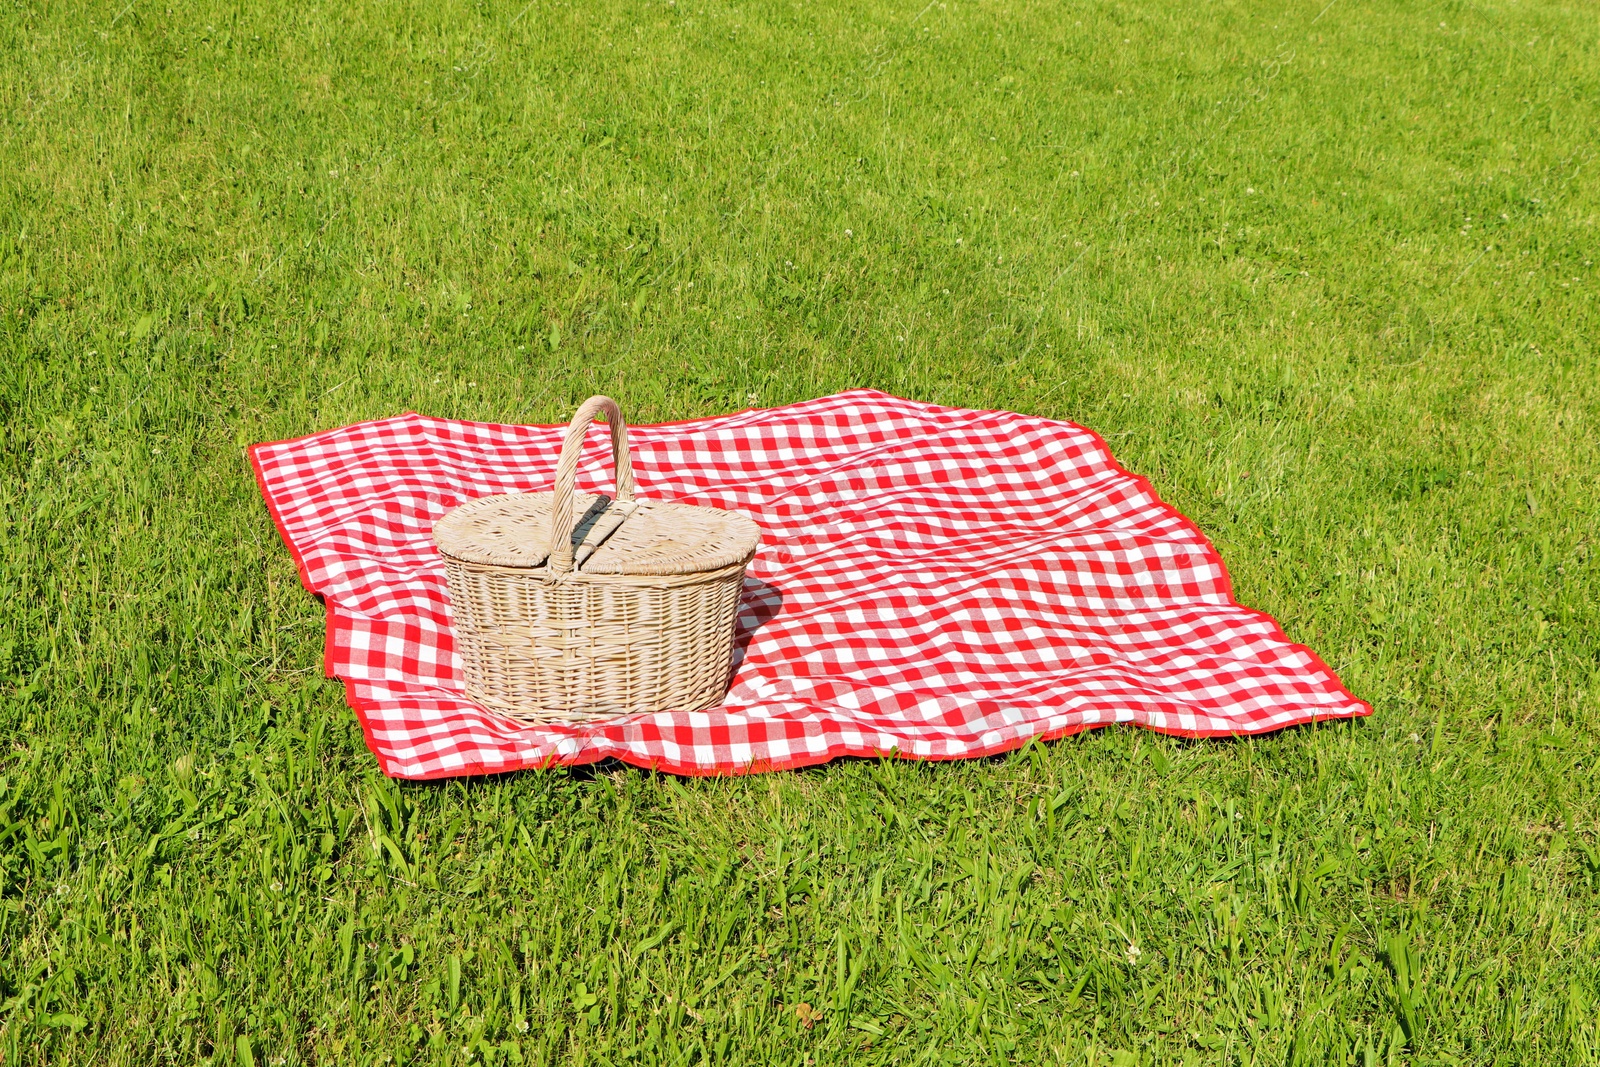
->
[247, 394, 1372, 777]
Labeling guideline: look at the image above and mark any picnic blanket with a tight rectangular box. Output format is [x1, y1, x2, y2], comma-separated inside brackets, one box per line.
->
[250, 390, 1368, 778]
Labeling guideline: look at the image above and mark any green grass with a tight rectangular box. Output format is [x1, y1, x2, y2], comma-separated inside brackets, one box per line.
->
[2, 0, 1598, 1061]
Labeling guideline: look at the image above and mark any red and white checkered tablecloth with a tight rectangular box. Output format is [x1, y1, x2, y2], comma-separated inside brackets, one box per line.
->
[249, 390, 1368, 778]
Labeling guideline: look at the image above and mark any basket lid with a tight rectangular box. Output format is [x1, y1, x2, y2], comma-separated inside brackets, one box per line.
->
[433, 491, 760, 575]
[431, 396, 760, 577]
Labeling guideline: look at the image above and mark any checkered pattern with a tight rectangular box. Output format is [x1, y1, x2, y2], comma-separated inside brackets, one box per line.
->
[249, 390, 1368, 778]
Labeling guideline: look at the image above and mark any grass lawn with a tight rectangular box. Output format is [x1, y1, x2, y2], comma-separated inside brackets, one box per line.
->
[2, 0, 1599, 1061]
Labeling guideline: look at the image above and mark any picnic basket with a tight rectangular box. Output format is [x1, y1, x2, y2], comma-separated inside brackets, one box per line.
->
[433, 396, 762, 724]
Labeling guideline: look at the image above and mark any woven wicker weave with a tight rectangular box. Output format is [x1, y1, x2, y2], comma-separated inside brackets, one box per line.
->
[433, 396, 761, 724]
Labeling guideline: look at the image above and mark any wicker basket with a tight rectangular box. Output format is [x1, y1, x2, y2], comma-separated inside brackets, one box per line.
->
[433, 396, 762, 724]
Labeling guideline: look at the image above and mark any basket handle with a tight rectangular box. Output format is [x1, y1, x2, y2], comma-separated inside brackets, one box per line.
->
[548, 396, 636, 575]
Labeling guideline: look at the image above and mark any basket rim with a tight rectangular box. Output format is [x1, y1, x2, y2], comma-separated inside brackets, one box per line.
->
[437, 552, 756, 585]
